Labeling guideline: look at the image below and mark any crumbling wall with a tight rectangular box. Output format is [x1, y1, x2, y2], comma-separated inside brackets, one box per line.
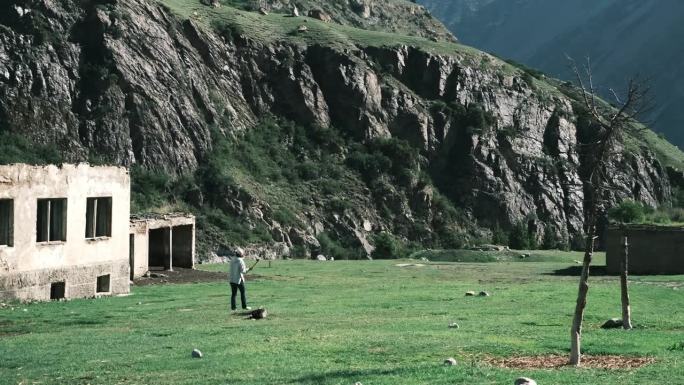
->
[606, 226, 684, 275]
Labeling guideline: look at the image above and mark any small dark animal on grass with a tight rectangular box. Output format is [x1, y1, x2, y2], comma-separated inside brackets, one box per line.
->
[239, 308, 268, 320]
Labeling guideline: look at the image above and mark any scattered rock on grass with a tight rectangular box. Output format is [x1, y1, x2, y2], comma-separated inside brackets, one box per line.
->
[316, 255, 327, 261]
[601, 318, 623, 329]
[448, 323, 460, 329]
[514, 377, 537, 385]
[297, 25, 308, 33]
[191, 349, 203, 358]
[465, 291, 476, 296]
[478, 291, 490, 297]
[444, 357, 457, 366]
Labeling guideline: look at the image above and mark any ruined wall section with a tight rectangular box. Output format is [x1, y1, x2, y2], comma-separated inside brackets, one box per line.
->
[129, 214, 195, 278]
[606, 225, 684, 275]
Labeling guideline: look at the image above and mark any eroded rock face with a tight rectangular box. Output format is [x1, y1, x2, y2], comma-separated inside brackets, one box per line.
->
[0, 0, 673, 253]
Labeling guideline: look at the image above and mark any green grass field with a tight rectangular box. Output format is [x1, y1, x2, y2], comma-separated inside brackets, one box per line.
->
[1, 254, 683, 385]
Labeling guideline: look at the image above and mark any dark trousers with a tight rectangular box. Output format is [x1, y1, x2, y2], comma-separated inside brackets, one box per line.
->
[230, 282, 247, 310]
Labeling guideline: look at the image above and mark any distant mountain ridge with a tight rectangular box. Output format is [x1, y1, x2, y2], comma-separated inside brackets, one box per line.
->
[420, 0, 684, 148]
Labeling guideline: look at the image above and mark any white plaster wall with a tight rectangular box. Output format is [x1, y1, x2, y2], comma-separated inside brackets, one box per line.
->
[0, 164, 130, 275]
[130, 222, 149, 278]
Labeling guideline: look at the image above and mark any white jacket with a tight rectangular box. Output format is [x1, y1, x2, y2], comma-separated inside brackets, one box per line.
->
[229, 257, 247, 284]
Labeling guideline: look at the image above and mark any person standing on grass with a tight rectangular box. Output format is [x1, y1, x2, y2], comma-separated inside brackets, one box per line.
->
[229, 247, 251, 311]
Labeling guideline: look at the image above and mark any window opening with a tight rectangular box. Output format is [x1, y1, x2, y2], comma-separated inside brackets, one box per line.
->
[86, 197, 112, 238]
[0, 199, 13, 246]
[96, 274, 111, 293]
[37, 199, 67, 243]
[50, 282, 65, 300]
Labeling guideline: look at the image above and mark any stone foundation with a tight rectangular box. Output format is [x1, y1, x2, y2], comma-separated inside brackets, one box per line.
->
[0, 260, 129, 301]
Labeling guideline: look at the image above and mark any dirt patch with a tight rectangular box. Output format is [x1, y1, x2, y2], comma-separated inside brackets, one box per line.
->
[484, 354, 655, 370]
[133, 268, 265, 286]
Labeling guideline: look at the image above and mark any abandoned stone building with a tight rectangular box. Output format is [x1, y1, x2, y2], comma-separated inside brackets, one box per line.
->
[0, 164, 131, 301]
[129, 213, 195, 278]
[0, 164, 197, 301]
[606, 224, 684, 275]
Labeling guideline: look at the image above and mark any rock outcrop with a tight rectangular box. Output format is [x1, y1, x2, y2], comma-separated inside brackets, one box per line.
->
[0, 0, 676, 256]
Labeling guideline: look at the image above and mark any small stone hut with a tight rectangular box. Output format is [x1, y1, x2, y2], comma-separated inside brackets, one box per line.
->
[129, 213, 196, 278]
[606, 224, 684, 275]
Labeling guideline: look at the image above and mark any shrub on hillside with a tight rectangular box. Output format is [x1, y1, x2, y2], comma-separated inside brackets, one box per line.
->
[0, 132, 62, 165]
[317, 232, 363, 260]
[608, 200, 646, 224]
[509, 221, 537, 250]
[372, 232, 403, 259]
[347, 137, 420, 187]
[491, 224, 509, 246]
[541, 227, 570, 251]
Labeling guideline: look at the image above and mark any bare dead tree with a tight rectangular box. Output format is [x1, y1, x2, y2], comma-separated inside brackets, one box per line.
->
[567, 56, 649, 366]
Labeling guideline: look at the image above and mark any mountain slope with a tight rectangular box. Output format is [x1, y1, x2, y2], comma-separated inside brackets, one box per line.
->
[420, 0, 684, 148]
[0, 0, 681, 258]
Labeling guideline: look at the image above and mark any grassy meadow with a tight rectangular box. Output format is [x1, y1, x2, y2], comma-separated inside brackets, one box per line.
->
[1, 252, 683, 385]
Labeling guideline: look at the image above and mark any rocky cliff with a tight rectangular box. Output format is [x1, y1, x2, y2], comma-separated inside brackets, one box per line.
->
[0, 0, 680, 258]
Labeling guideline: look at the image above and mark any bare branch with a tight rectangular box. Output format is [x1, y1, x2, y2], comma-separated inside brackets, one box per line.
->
[585, 56, 596, 111]
[609, 88, 622, 105]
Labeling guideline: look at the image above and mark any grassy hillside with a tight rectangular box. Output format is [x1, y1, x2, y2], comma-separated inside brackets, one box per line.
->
[1, 258, 682, 384]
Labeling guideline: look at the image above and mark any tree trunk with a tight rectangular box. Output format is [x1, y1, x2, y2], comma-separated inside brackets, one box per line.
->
[569, 227, 595, 366]
[620, 235, 633, 330]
